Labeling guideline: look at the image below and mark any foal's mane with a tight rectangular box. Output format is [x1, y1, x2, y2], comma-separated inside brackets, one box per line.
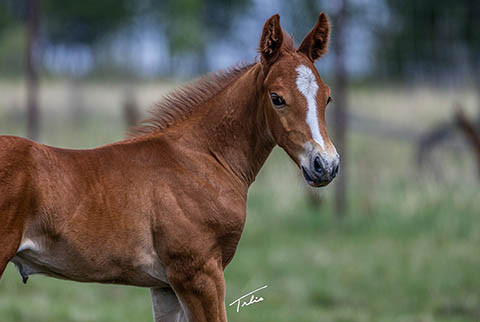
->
[129, 63, 255, 137]
[129, 32, 295, 137]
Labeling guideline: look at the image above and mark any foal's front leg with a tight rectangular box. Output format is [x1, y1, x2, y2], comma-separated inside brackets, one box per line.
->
[168, 259, 227, 322]
[0, 203, 25, 279]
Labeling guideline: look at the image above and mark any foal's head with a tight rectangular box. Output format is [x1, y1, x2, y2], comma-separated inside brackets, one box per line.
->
[259, 13, 339, 187]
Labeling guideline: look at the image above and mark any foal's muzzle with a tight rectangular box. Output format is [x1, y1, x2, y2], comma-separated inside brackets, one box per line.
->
[302, 152, 340, 187]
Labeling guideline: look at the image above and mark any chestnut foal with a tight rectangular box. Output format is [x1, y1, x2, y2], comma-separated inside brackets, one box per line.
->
[0, 13, 339, 322]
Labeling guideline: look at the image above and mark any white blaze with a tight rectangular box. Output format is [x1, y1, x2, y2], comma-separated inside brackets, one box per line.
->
[295, 64, 324, 149]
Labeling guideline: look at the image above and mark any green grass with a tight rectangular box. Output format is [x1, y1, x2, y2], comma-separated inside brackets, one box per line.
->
[0, 82, 479, 322]
[222, 147, 480, 322]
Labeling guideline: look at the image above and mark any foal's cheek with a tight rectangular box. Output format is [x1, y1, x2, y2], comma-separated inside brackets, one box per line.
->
[278, 114, 293, 132]
[265, 107, 283, 140]
[276, 114, 306, 153]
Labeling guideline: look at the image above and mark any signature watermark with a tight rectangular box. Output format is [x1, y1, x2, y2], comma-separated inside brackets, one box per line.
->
[229, 285, 268, 312]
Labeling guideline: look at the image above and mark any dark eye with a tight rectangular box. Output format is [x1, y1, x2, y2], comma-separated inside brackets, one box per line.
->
[327, 96, 333, 105]
[270, 93, 286, 108]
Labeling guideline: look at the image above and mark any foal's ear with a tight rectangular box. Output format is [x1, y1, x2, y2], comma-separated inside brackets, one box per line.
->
[298, 12, 330, 62]
[259, 14, 284, 67]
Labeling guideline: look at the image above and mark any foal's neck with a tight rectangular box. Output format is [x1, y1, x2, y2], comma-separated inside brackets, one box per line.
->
[197, 63, 275, 189]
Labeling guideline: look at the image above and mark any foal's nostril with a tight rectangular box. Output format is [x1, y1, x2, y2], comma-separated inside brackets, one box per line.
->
[313, 156, 323, 173]
[331, 164, 339, 178]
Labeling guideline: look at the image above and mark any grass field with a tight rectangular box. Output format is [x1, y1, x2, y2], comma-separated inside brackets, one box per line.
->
[0, 80, 479, 322]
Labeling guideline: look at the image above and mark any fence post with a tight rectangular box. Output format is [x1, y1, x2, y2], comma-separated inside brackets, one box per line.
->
[123, 88, 139, 128]
[26, 0, 40, 140]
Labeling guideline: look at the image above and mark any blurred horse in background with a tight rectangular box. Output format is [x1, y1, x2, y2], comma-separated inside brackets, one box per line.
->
[0, 13, 338, 322]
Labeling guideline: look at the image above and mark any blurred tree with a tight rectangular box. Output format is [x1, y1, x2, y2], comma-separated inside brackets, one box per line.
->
[0, 0, 255, 138]
[0, 1, 14, 34]
[123, 88, 139, 128]
[0, 0, 44, 139]
[332, 0, 349, 219]
[382, 0, 480, 173]
[0, 2, 26, 75]
[378, 0, 480, 86]
[150, 0, 252, 74]
[41, 0, 134, 45]
[26, 0, 40, 140]
[1, 0, 253, 76]
[0, 26, 25, 76]
[0, 0, 135, 140]
[281, 0, 324, 39]
[41, 1, 136, 126]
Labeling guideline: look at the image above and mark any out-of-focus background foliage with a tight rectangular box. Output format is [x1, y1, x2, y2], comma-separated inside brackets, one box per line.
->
[1, 0, 480, 321]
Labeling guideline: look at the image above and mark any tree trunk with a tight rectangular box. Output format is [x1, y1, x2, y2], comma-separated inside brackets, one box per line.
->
[332, 0, 349, 219]
[123, 88, 139, 129]
[26, 0, 40, 140]
[69, 77, 87, 127]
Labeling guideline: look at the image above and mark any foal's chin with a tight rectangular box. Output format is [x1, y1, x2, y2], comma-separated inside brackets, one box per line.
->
[306, 180, 330, 188]
[303, 178, 331, 188]
[301, 166, 335, 188]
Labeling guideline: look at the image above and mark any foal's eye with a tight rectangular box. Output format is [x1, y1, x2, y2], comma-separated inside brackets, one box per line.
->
[270, 93, 286, 108]
[327, 96, 333, 105]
